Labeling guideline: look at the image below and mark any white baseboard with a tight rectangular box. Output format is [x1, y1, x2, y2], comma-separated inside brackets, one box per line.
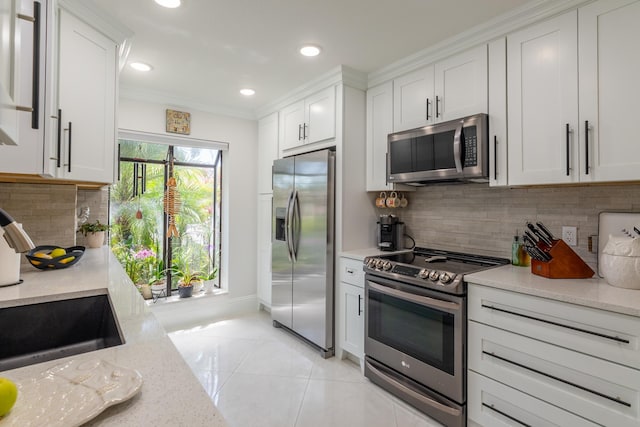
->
[150, 293, 260, 332]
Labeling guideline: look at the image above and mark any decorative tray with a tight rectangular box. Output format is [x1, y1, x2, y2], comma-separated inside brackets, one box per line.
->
[1, 359, 142, 427]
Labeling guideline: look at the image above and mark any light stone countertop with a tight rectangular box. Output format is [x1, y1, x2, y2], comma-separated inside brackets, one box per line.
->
[0, 247, 226, 426]
[340, 247, 411, 261]
[466, 265, 640, 317]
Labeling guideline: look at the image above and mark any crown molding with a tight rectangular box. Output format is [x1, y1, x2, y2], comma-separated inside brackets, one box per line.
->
[367, 0, 592, 87]
[57, 0, 133, 44]
[254, 65, 367, 120]
[119, 86, 257, 121]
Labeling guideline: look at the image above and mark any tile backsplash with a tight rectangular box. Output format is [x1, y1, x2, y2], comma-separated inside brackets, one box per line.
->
[0, 183, 109, 262]
[378, 183, 640, 270]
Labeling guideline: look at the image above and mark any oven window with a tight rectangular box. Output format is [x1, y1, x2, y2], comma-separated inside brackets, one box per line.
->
[368, 288, 455, 375]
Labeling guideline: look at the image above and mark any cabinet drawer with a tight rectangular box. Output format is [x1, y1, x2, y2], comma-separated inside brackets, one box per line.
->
[469, 321, 640, 427]
[469, 371, 599, 427]
[339, 257, 364, 287]
[469, 284, 640, 370]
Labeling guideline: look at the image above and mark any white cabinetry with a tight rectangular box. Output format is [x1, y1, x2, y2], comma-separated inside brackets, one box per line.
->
[56, 9, 116, 183]
[488, 38, 507, 187]
[578, 0, 640, 182]
[393, 45, 487, 132]
[0, 0, 54, 173]
[507, 10, 578, 186]
[338, 256, 365, 365]
[279, 86, 335, 155]
[365, 82, 393, 192]
[0, 0, 20, 146]
[257, 112, 278, 194]
[468, 284, 640, 427]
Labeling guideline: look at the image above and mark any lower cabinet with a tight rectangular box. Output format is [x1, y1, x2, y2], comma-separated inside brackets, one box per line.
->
[256, 194, 272, 308]
[338, 257, 365, 365]
[468, 284, 640, 427]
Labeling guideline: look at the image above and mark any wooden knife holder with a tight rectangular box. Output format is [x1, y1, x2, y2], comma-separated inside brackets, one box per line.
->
[531, 239, 595, 279]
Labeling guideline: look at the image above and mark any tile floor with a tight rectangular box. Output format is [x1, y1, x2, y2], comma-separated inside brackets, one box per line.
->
[168, 311, 443, 427]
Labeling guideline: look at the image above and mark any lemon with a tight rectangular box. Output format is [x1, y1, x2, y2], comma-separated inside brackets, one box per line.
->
[0, 377, 17, 417]
[59, 256, 75, 264]
[50, 248, 66, 258]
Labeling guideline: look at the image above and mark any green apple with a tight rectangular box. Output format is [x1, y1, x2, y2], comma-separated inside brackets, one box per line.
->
[0, 377, 17, 417]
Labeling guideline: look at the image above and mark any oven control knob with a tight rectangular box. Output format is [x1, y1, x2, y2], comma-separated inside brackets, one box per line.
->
[418, 269, 429, 279]
[366, 258, 376, 269]
[375, 259, 385, 269]
[429, 271, 440, 281]
[382, 261, 392, 271]
[439, 273, 452, 284]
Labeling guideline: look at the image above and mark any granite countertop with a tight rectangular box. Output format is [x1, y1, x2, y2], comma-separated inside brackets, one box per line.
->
[0, 247, 226, 426]
[466, 265, 640, 317]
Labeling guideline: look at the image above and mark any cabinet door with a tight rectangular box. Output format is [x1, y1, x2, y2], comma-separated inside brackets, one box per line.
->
[339, 281, 364, 359]
[579, 0, 640, 182]
[507, 10, 578, 185]
[0, 0, 51, 173]
[0, 0, 19, 146]
[257, 194, 272, 307]
[58, 9, 116, 183]
[488, 38, 507, 187]
[257, 112, 278, 194]
[304, 85, 335, 144]
[393, 65, 434, 132]
[366, 82, 393, 192]
[435, 44, 487, 122]
[279, 99, 304, 154]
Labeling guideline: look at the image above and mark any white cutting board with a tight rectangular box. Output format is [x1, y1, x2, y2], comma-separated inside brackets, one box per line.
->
[598, 212, 640, 277]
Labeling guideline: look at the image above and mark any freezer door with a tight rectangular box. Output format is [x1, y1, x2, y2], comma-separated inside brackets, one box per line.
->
[291, 150, 335, 350]
[271, 157, 294, 329]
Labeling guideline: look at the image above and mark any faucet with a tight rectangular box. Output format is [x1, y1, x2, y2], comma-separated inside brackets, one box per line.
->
[0, 208, 35, 253]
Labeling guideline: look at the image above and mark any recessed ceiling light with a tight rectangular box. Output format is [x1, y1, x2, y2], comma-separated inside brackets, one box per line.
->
[129, 62, 153, 72]
[154, 0, 181, 8]
[300, 45, 321, 57]
[240, 88, 256, 96]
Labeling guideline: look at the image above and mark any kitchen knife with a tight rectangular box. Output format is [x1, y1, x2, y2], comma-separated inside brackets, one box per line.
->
[536, 222, 556, 241]
[524, 230, 543, 248]
[522, 235, 552, 261]
[634, 226, 640, 236]
[526, 223, 553, 247]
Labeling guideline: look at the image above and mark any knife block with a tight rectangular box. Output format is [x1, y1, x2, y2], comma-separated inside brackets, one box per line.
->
[531, 239, 595, 279]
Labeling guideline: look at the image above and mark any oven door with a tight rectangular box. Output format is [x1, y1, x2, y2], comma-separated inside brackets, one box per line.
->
[365, 274, 465, 403]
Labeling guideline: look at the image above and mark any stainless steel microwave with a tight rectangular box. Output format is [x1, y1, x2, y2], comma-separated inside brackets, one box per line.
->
[387, 113, 488, 184]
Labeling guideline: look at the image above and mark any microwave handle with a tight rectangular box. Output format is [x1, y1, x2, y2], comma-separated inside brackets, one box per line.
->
[453, 121, 463, 173]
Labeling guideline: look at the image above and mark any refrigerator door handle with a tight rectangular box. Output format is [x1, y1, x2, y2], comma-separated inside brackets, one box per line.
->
[285, 190, 294, 261]
[291, 189, 301, 262]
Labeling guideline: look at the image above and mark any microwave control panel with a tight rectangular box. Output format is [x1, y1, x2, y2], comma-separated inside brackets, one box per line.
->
[463, 127, 477, 167]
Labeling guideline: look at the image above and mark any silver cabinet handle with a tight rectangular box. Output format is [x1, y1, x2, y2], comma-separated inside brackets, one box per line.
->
[481, 403, 530, 426]
[565, 123, 571, 176]
[585, 120, 590, 175]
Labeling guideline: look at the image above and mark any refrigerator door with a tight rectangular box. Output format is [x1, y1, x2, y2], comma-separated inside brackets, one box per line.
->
[271, 157, 295, 329]
[291, 150, 335, 350]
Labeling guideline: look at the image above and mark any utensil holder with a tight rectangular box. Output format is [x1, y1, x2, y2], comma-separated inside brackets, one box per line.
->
[531, 239, 594, 279]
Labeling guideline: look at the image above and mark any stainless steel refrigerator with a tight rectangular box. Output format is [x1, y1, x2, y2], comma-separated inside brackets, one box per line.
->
[272, 149, 335, 357]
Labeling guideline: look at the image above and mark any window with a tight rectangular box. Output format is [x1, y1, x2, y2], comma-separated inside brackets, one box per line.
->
[110, 139, 222, 297]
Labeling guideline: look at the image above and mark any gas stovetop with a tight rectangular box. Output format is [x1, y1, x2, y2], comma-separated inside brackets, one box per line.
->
[364, 247, 509, 295]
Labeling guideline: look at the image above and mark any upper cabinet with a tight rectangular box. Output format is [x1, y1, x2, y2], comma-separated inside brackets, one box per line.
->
[507, 11, 579, 186]
[0, 0, 24, 146]
[56, 9, 116, 183]
[507, 0, 640, 186]
[257, 112, 278, 194]
[392, 45, 487, 132]
[279, 85, 335, 156]
[365, 81, 393, 192]
[488, 38, 508, 187]
[578, 0, 640, 182]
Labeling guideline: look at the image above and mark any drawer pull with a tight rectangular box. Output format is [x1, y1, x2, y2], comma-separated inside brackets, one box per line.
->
[481, 304, 630, 344]
[345, 268, 355, 275]
[481, 403, 530, 427]
[482, 351, 631, 408]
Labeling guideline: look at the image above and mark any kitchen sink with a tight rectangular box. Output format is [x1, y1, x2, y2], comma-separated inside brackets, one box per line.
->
[0, 294, 124, 371]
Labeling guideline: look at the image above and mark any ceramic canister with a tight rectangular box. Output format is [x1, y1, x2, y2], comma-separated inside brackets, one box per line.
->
[0, 227, 22, 286]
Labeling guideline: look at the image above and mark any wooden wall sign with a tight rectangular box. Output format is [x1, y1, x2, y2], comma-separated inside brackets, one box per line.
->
[166, 109, 191, 135]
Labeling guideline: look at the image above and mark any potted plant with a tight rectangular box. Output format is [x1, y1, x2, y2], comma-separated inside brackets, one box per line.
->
[202, 266, 218, 294]
[78, 220, 109, 248]
[172, 264, 202, 298]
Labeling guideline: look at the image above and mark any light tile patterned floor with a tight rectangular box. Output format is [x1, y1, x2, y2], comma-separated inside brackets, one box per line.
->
[169, 311, 443, 427]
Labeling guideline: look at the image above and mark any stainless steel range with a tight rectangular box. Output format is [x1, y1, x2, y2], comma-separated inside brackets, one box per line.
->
[363, 247, 508, 427]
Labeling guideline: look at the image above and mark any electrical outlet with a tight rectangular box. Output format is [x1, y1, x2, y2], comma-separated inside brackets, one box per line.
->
[562, 226, 578, 246]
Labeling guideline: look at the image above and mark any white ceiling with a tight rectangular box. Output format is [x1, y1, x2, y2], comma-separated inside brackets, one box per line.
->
[91, 0, 531, 119]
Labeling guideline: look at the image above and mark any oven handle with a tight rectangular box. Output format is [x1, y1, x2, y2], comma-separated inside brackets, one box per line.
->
[367, 360, 462, 417]
[368, 281, 460, 313]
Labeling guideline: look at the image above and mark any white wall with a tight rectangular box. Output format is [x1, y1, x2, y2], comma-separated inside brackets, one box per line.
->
[118, 98, 258, 299]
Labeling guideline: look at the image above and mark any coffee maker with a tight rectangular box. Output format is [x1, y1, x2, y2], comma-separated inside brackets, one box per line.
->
[377, 215, 405, 251]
